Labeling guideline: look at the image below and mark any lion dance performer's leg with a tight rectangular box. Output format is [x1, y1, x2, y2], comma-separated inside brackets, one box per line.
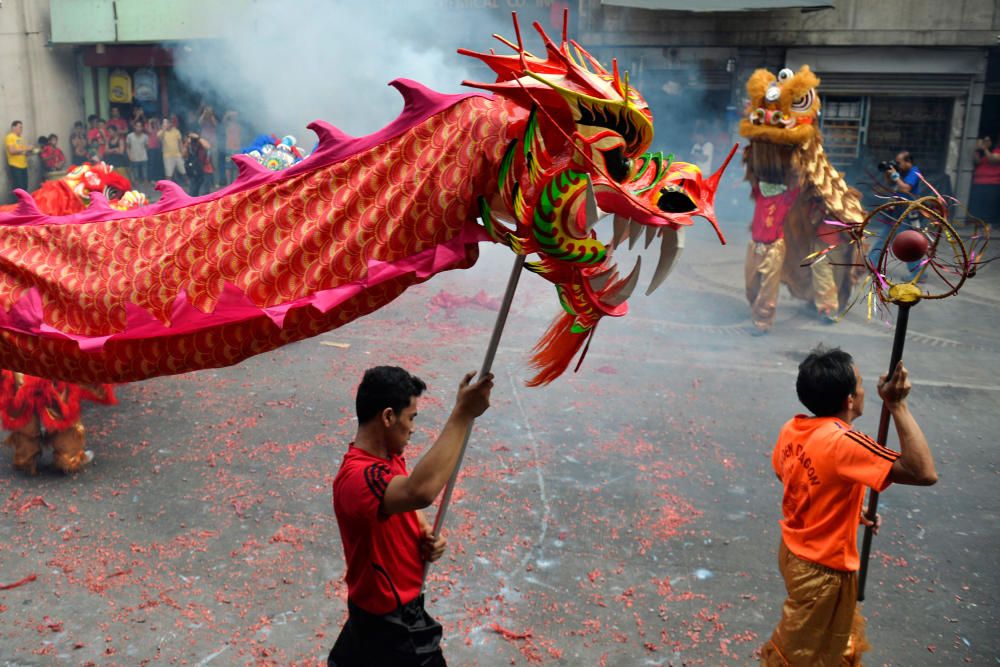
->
[810, 238, 839, 319]
[4, 415, 43, 476]
[2, 371, 43, 475]
[51, 422, 91, 473]
[745, 239, 786, 333]
[760, 540, 870, 667]
[1, 370, 111, 474]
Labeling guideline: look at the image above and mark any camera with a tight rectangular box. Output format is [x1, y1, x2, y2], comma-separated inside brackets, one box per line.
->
[877, 160, 898, 172]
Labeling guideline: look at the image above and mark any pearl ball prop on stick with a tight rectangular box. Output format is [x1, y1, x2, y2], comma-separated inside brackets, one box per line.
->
[891, 229, 929, 263]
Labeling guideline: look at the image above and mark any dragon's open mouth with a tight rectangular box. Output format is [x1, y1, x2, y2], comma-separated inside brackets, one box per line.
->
[584, 215, 684, 314]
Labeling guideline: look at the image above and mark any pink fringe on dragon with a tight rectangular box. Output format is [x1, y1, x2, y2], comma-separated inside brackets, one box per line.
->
[0, 14, 732, 387]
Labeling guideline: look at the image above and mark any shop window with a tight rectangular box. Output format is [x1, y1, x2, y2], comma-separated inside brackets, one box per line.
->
[866, 97, 953, 177]
[819, 95, 868, 172]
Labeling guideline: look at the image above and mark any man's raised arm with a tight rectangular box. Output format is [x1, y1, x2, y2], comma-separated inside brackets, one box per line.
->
[382, 371, 494, 515]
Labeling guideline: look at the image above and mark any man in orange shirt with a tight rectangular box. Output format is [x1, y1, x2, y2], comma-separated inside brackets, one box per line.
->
[761, 346, 937, 666]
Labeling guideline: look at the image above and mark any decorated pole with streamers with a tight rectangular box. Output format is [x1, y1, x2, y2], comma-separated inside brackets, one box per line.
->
[827, 192, 989, 601]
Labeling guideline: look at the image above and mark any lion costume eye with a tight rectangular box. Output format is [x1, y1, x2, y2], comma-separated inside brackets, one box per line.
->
[778, 68, 793, 81]
[791, 89, 815, 113]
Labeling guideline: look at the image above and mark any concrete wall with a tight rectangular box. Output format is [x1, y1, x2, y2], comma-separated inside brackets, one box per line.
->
[579, 0, 1000, 47]
[1, 0, 83, 202]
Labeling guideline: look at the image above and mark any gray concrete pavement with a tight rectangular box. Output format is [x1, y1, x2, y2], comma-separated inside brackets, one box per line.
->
[1, 212, 997, 665]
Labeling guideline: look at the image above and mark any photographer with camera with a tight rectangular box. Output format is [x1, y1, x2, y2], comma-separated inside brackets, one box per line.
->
[183, 131, 213, 196]
[879, 151, 922, 198]
[869, 150, 924, 280]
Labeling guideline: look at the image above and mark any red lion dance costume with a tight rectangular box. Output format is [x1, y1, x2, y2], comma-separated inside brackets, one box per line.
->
[1, 163, 144, 474]
[0, 17, 733, 402]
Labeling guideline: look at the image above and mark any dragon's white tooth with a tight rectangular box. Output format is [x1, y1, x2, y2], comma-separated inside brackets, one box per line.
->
[644, 225, 657, 249]
[601, 256, 641, 307]
[588, 265, 617, 292]
[612, 214, 629, 248]
[645, 227, 684, 296]
[627, 219, 643, 250]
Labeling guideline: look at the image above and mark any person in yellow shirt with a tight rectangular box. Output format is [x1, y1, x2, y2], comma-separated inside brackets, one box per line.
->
[157, 117, 186, 182]
[5, 120, 34, 196]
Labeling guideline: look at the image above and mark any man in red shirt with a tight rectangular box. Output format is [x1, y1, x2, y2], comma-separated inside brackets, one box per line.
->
[329, 366, 494, 667]
[760, 347, 937, 666]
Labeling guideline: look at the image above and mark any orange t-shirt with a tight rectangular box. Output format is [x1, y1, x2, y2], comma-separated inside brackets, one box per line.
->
[772, 415, 900, 571]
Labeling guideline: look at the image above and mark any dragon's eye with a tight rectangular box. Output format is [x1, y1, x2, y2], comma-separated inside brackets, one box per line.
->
[104, 187, 122, 200]
[602, 146, 632, 182]
[791, 89, 815, 113]
[778, 68, 793, 81]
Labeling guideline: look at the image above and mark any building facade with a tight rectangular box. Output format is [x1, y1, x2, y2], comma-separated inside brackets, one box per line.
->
[3, 0, 998, 211]
[0, 0, 83, 198]
[577, 0, 1000, 213]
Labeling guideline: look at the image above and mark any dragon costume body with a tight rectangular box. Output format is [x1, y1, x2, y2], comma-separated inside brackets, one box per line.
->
[740, 66, 863, 331]
[1, 163, 147, 473]
[0, 16, 731, 389]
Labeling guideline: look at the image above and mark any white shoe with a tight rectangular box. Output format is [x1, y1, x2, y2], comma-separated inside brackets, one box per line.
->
[82, 450, 95, 465]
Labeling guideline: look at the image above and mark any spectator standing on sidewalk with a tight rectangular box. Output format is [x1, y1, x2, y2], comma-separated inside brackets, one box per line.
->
[5, 120, 34, 197]
[126, 120, 149, 186]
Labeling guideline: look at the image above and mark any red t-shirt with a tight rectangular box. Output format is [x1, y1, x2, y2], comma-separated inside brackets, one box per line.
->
[107, 118, 128, 135]
[751, 185, 800, 244]
[973, 148, 1000, 185]
[333, 444, 424, 615]
[772, 415, 900, 572]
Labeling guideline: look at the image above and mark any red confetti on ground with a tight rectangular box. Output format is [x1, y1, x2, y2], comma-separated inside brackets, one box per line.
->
[427, 289, 501, 317]
[17, 496, 54, 514]
[0, 574, 37, 590]
[37, 616, 63, 633]
[490, 622, 532, 640]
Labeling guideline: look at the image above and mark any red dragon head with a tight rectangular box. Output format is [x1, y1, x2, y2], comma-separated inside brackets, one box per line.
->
[461, 13, 735, 384]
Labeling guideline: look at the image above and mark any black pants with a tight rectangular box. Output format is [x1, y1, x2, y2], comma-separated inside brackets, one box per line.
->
[328, 596, 445, 667]
[9, 166, 27, 194]
[148, 148, 164, 181]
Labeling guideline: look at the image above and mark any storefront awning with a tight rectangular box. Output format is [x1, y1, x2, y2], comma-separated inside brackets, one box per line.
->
[601, 0, 833, 10]
[50, 0, 254, 44]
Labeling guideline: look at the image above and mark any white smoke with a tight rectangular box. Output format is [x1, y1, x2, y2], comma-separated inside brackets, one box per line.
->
[171, 0, 518, 140]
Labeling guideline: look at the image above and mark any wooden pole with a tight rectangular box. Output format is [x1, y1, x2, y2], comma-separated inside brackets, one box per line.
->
[423, 253, 526, 585]
[857, 302, 911, 601]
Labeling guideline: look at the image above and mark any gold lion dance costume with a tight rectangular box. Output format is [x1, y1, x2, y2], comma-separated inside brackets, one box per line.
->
[740, 66, 864, 332]
[1, 163, 143, 473]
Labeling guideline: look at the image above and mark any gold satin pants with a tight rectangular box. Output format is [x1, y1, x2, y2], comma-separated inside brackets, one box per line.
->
[760, 540, 869, 666]
[745, 239, 786, 332]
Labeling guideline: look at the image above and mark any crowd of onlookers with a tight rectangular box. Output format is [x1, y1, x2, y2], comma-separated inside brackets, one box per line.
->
[6, 103, 246, 200]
